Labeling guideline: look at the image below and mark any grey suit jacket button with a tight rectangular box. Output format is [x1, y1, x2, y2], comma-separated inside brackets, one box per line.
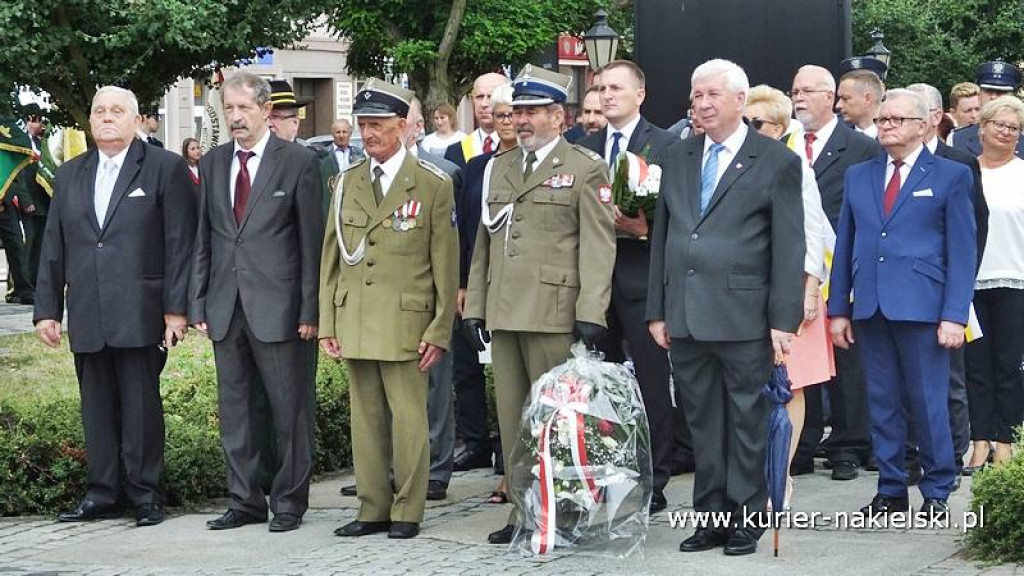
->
[687, 269, 695, 276]
[691, 233, 699, 240]
[97, 242, 103, 248]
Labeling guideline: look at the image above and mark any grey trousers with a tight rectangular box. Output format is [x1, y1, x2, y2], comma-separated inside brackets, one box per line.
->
[428, 350, 455, 485]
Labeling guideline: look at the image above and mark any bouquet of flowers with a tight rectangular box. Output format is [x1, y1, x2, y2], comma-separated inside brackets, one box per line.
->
[507, 343, 653, 558]
[610, 149, 662, 219]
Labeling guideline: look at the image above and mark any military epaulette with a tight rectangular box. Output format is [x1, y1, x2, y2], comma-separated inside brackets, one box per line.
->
[417, 158, 450, 180]
[343, 157, 367, 172]
[572, 143, 604, 163]
[492, 145, 519, 158]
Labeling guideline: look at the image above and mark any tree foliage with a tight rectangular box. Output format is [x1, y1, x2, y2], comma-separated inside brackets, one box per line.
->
[852, 0, 1024, 102]
[0, 0, 332, 133]
[328, 0, 610, 111]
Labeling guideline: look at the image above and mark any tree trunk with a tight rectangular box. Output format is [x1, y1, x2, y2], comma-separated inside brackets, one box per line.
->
[423, 0, 467, 116]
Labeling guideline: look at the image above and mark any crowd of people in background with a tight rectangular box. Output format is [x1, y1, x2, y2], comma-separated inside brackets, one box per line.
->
[4, 51, 1022, 558]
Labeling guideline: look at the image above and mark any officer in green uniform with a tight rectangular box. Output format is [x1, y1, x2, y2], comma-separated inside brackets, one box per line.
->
[462, 65, 616, 545]
[319, 78, 458, 540]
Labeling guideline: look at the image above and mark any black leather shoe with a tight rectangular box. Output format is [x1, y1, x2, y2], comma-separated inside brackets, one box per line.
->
[269, 513, 302, 532]
[488, 524, 515, 544]
[723, 528, 758, 556]
[679, 528, 729, 552]
[650, 490, 668, 514]
[340, 484, 357, 496]
[453, 450, 492, 471]
[388, 521, 419, 539]
[918, 498, 950, 521]
[864, 455, 879, 471]
[206, 509, 267, 530]
[334, 520, 391, 537]
[859, 494, 911, 518]
[135, 503, 164, 527]
[57, 499, 121, 522]
[790, 459, 815, 476]
[831, 460, 859, 481]
[952, 475, 962, 492]
[426, 480, 447, 501]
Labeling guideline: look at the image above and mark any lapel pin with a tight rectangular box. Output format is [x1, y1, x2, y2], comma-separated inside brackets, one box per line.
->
[552, 157, 560, 165]
[735, 163, 743, 170]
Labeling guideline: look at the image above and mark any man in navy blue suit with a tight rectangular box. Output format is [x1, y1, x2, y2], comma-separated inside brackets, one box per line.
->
[829, 89, 977, 521]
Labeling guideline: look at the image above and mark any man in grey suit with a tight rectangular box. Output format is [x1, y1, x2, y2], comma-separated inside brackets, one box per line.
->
[34, 86, 197, 527]
[647, 59, 804, 556]
[190, 72, 324, 533]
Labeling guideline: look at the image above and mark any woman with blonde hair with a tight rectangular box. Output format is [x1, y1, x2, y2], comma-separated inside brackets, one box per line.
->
[422, 102, 466, 156]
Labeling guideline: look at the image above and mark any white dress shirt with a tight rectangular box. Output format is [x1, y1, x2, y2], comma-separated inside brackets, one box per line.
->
[230, 129, 271, 205]
[369, 145, 408, 198]
[604, 113, 642, 164]
[333, 145, 352, 171]
[522, 136, 560, 175]
[474, 128, 498, 155]
[702, 122, 749, 189]
[856, 123, 879, 140]
[93, 145, 131, 226]
[885, 144, 924, 190]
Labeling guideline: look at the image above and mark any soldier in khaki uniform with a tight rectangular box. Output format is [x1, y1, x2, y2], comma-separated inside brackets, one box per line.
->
[462, 66, 616, 545]
[319, 79, 458, 540]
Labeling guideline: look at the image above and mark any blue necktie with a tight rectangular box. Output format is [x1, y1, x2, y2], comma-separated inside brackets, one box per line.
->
[700, 143, 725, 215]
[608, 132, 623, 166]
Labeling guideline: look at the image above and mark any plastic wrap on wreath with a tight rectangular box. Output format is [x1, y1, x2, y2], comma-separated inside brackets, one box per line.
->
[508, 343, 653, 557]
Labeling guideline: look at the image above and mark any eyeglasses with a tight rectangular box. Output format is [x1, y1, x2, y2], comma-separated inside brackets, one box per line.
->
[788, 88, 829, 98]
[987, 119, 1022, 135]
[874, 116, 925, 128]
[747, 117, 781, 130]
[494, 112, 514, 123]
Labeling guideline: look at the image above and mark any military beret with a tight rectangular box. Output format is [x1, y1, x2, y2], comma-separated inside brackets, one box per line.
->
[839, 57, 888, 80]
[512, 64, 571, 107]
[269, 79, 306, 110]
[975, 59, 1021, 92]
[352, 78, 414, 118]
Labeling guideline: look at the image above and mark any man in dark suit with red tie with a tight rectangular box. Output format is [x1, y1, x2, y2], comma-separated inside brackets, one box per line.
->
[34, 86, 197, 527]
[789, 65, 881, 481]
[190, 72, 324, 533]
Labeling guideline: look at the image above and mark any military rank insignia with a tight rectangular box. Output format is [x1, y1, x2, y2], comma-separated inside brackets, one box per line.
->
[542, 174, 575, 189]
[392, 199, 422, 230]
[598, 184, 613, 204]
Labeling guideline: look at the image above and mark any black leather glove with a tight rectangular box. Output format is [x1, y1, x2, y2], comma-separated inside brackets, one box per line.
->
[573, 321, 607, 348]
[462, 318, 490, 352]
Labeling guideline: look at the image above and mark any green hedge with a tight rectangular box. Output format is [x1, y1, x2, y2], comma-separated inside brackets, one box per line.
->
[964, 431, 1024, 564]
[0, 345, 352, 516]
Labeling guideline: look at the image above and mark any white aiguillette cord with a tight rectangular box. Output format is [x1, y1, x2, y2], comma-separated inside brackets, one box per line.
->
[479, 157, 514, 253]
[332, 171, 366, 266]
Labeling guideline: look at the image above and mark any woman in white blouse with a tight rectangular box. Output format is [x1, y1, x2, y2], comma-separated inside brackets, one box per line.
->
[965, 96, 1024, 469]
[746, 85, 835, 508]
[421, 103, 466, 156]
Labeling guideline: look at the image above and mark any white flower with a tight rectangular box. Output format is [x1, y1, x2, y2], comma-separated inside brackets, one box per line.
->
[531, 464, 541, 477]
[636, 165, 662, 197]
[601, 436, 618, 450]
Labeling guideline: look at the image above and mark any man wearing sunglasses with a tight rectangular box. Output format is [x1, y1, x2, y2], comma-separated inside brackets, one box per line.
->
[788, 65, 881, 484]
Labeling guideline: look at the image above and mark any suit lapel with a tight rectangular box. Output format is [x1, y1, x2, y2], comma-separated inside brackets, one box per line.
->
[813, 122, 846, 178]
[347, 162, 376, 215]
[685, 136, 704, 226]
[887, 149, 934, 222]
[100, 139, 144, 234]
[503, 150, 525, 191]
[518, 139, 570, 197]
[239, 135, 281, 231]
[371, 153, 416, 228]
[80, 153, 102, 235]
[627, 117, 651, 157]
[699, 131, 758, 224]
[869, 155, 888, 221]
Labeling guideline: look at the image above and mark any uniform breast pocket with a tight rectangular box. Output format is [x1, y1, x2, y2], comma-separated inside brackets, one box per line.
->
[341, 210, 369, 246]
[532, 190, 574, 231]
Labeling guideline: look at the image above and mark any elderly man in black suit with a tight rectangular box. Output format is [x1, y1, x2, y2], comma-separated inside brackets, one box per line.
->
[905, 82, 988, 486]
[647, 59, 805, 556]
[788, 65, 881, 481]
[34, 86, 197, 527]
[190, 72, 324, 533]
[577, 59, 691, 514]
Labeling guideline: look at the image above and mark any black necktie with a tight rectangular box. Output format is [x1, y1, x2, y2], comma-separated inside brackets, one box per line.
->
[524, 151, 537, 179]
[372, 166, 385, 205]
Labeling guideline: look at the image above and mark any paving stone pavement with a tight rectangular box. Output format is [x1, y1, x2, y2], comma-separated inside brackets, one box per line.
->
[0, 467, 1019, 576]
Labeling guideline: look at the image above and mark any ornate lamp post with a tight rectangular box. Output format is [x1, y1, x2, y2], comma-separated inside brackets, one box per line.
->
[582, 9, 620, 71]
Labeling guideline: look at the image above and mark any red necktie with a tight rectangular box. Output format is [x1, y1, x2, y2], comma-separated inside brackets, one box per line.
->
[803, 132, 817, 164]
[884, 160, 904, 216]
[233, 150, 254, 225]
[482, 135, 494, 154]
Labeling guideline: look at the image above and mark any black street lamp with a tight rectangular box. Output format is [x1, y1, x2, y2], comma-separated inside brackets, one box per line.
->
[865, 29, 891, 70]
[583, 9, 620, 72]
